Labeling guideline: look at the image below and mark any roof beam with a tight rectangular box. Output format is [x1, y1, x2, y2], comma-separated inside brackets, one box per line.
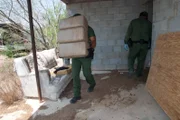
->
[61, 0, 70, 4]
[61, 0, 112, 4]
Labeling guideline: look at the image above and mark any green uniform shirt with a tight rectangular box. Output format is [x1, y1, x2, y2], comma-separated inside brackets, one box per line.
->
[124, 18, 152, 44]
[88, 26, 95, 48]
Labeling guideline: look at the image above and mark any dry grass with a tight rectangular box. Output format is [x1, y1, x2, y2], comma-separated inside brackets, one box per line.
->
[0, 56, 23, 104]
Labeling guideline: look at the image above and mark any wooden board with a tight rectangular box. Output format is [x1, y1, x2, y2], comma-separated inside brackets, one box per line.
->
[146, 32, 180, 120]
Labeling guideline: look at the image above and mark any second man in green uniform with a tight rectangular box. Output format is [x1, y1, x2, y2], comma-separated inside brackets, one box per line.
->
[124, 11, 152, 77]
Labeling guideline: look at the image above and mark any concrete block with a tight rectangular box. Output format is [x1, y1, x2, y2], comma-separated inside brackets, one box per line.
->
[126, 0, 140, 6]
[89, 15, 100, 21]
[98, 21, 107, 27]
[116, 40, 124, 45]
[153, 1, 160, 14]
[105, 65, 116, 70]
[120, 25, 128, 33]
[96, 8, 108, 15]
[131, 6, 144, 14]
[163, 9, 174, 19]
[94, 46, 101, 53]
[108, 8, 119, 14]
[106, 52, 120, 59]
[88, 22, 99, 29]
[100, 28, 112, 39]
[113, 46, 122, 52]
[116, 64, 128, 70]
[99, 34, 109, 41]
[160, 0, 171, 10]
[160, 20, 168, 31]
[99, 14, 114, 21]
[100, 1, 112, 7]
[109, 20, 121, 27]
[100, 46, 113, 53]
[112, 0, 126, 7]
[102, 59, 110, 65]
[109, 58, 121, 65]
[119, 33, 126, 40]
[96, 35, 101, 41]
[112, 26, 121, 32]
[84, 8, 96, 15]
[89, 2, 100, 8]
[121, 57, 128, 64]
[114, 14, 126, 20]
[92, 65, 105, 70]
[112, 26, 127, 35]
[98, 20, 121, 27]
[108, 34, 121, 41]
[119, 51, 128, 58]
[101, 27, 112, 33]
[93, 27, 101, 35]
[119, 7, 132, 14]
[92, 59, 102, 65]
[155, 12, 166, 22]
[126, 13, 139, 20]
[169, 16, 180, 32]
[108, 40, 116, 46]
[120, 19, 131, 25]
[178, 1, 180, 16]
[97, 40, 108, 46]
[96, 54, 105, 59]
[82, 3, 89, 9]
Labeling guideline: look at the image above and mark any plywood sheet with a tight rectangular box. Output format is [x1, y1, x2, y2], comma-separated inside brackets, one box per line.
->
[146, 32, 180, 120]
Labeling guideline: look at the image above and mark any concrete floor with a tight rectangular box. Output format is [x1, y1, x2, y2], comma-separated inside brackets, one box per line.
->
[30, 71, 170, 120]
[74, 84, 170, 120]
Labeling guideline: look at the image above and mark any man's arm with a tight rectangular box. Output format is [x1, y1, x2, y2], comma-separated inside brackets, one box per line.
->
[90, 36, 96, 49]
[124, 21, 133, 44]
[88, 26, 96, 49]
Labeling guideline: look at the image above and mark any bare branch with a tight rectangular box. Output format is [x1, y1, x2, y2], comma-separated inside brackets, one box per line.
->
[8, 0, 13, 17]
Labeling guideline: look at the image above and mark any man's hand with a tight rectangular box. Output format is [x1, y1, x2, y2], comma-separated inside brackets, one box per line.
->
[86, 48, 94, 59]
[124, 44, 129, 51]
[90, 36, 96, 49]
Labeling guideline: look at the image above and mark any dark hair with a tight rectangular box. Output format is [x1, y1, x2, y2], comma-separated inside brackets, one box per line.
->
[139, 11, 148, 17]
[73, 13, 81, 17]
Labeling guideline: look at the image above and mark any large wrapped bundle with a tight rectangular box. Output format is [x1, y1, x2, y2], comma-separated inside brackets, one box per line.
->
[57, 42, 89, 58]
[57, 16, 89, 58]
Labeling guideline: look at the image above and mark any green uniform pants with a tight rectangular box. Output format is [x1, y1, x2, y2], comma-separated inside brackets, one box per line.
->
[72, 57, 96, 97]
[128, 43, 148, 76]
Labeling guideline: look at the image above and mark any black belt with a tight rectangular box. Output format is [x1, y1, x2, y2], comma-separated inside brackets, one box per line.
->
[132, 39, 148, 44]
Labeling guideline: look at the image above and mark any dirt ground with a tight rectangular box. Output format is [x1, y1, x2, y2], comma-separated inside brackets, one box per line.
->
[0, 100, 33, 120]
[0, 55, 6, 67]
[28, 70, 149, 120]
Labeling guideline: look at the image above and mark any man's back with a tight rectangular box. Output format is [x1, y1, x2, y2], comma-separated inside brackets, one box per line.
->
[125, 18, 152, 43]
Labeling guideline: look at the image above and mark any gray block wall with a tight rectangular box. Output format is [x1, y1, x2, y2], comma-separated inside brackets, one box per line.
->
[152, 0, 180, 56]
[67, 0, 150, 70]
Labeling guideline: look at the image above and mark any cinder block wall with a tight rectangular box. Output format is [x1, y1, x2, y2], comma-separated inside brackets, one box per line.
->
[67, 0, 150, 70]
[152, 0, 180, 55]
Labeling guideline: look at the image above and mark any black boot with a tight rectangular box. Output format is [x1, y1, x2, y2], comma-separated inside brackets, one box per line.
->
[87, 84, 96, 92]
[70, 96, 81, 104]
